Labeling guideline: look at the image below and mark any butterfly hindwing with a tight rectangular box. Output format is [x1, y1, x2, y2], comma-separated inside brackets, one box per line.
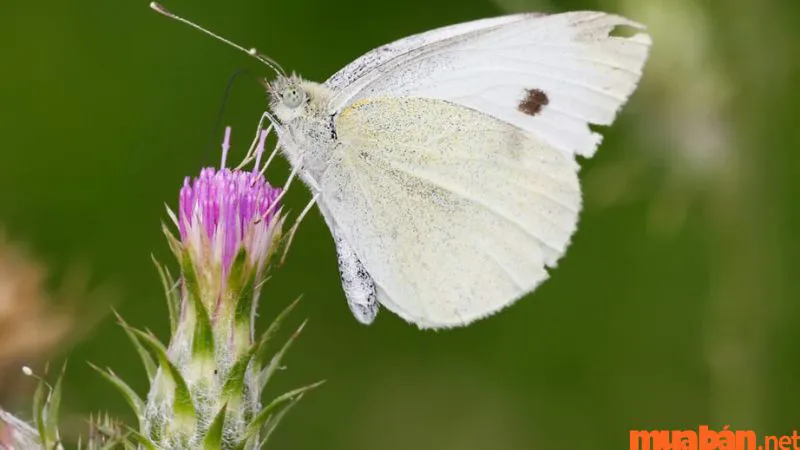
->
[321, 97, 581, 328]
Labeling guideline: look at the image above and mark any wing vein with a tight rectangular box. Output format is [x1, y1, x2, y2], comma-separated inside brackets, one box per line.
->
[412, 64, 629, 104]
[377, 157, 564, 254]
[477, 242, 529, 291]
[452, 45, 647, 75]
[363, 140, 580, 213]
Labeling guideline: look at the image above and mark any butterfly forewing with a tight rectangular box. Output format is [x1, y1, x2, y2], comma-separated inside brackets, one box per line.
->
[327, 11, 652, 158]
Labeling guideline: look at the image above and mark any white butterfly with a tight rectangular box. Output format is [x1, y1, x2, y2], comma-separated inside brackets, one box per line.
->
[153, 5, 651, 329]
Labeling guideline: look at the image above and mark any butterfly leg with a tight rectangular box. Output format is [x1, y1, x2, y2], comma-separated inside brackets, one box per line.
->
[280, 192, 320, 264]
[334, 232, 379, 325]
[257, 161, 301, 225]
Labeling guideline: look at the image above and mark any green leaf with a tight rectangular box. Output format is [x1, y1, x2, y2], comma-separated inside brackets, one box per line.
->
[259, 319, 306, 391]
[244, 381, 325, 439]
[221, 347, 256, 405]
[254, 297, 302, 371]
[232, 274, 256, 333]
[227, 248, 251, 298]
[126, 427, 157, 450]
[178, 248, 216, 365]
[257, 393, 304, 449]
[44, 361, 67, 442]
[202, 403, 228, 450]
[162, 221, 183, 258]
[113, 310, 157, 382]
[226, 298, 301, 404]
[151, 254, 180, 335]
[189, 293, 215, 366]
[180, 248, 202, 308]
[131, 329, 197, 427]
[88, 363, 144, 422]
[32, 368, 48, 448]
[230, 275, 263, 359]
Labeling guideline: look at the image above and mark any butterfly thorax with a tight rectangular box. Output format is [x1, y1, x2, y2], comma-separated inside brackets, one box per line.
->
[268, 75, 338, 191]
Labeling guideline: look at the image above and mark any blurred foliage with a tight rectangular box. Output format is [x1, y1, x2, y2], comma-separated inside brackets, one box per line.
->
[1, 0, 798, 448]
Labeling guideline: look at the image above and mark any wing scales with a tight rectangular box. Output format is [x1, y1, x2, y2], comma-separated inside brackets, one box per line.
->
[323, 97, 581, 328]
[379, 155, 571, 258]
[325, 14, 533, 93]
[327, 11, 651, 158]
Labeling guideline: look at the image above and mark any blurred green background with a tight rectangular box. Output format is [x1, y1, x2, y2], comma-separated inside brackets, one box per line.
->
[1, 0, 798, 448]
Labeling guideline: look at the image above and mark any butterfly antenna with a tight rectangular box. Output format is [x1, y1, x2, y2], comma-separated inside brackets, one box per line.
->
[150, 2, 286, 77]
[204, 67, 252, 164]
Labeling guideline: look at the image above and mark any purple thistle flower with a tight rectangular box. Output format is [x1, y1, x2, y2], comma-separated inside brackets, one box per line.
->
[162, 125, 286, 344]
[176, 128, 283, 279]
[178, 168, 281, 275]
[137, 123, 318, 449]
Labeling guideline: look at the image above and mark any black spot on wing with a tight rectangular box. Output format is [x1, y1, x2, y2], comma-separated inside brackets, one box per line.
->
[518, 88, 549, 116]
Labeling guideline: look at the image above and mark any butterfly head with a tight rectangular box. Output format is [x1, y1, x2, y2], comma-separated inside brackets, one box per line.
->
[268, 74, 332, 124]
[267, 74, 309, 123]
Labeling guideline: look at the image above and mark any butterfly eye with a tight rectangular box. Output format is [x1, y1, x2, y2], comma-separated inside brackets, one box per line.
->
[282, 88, 305, 108]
